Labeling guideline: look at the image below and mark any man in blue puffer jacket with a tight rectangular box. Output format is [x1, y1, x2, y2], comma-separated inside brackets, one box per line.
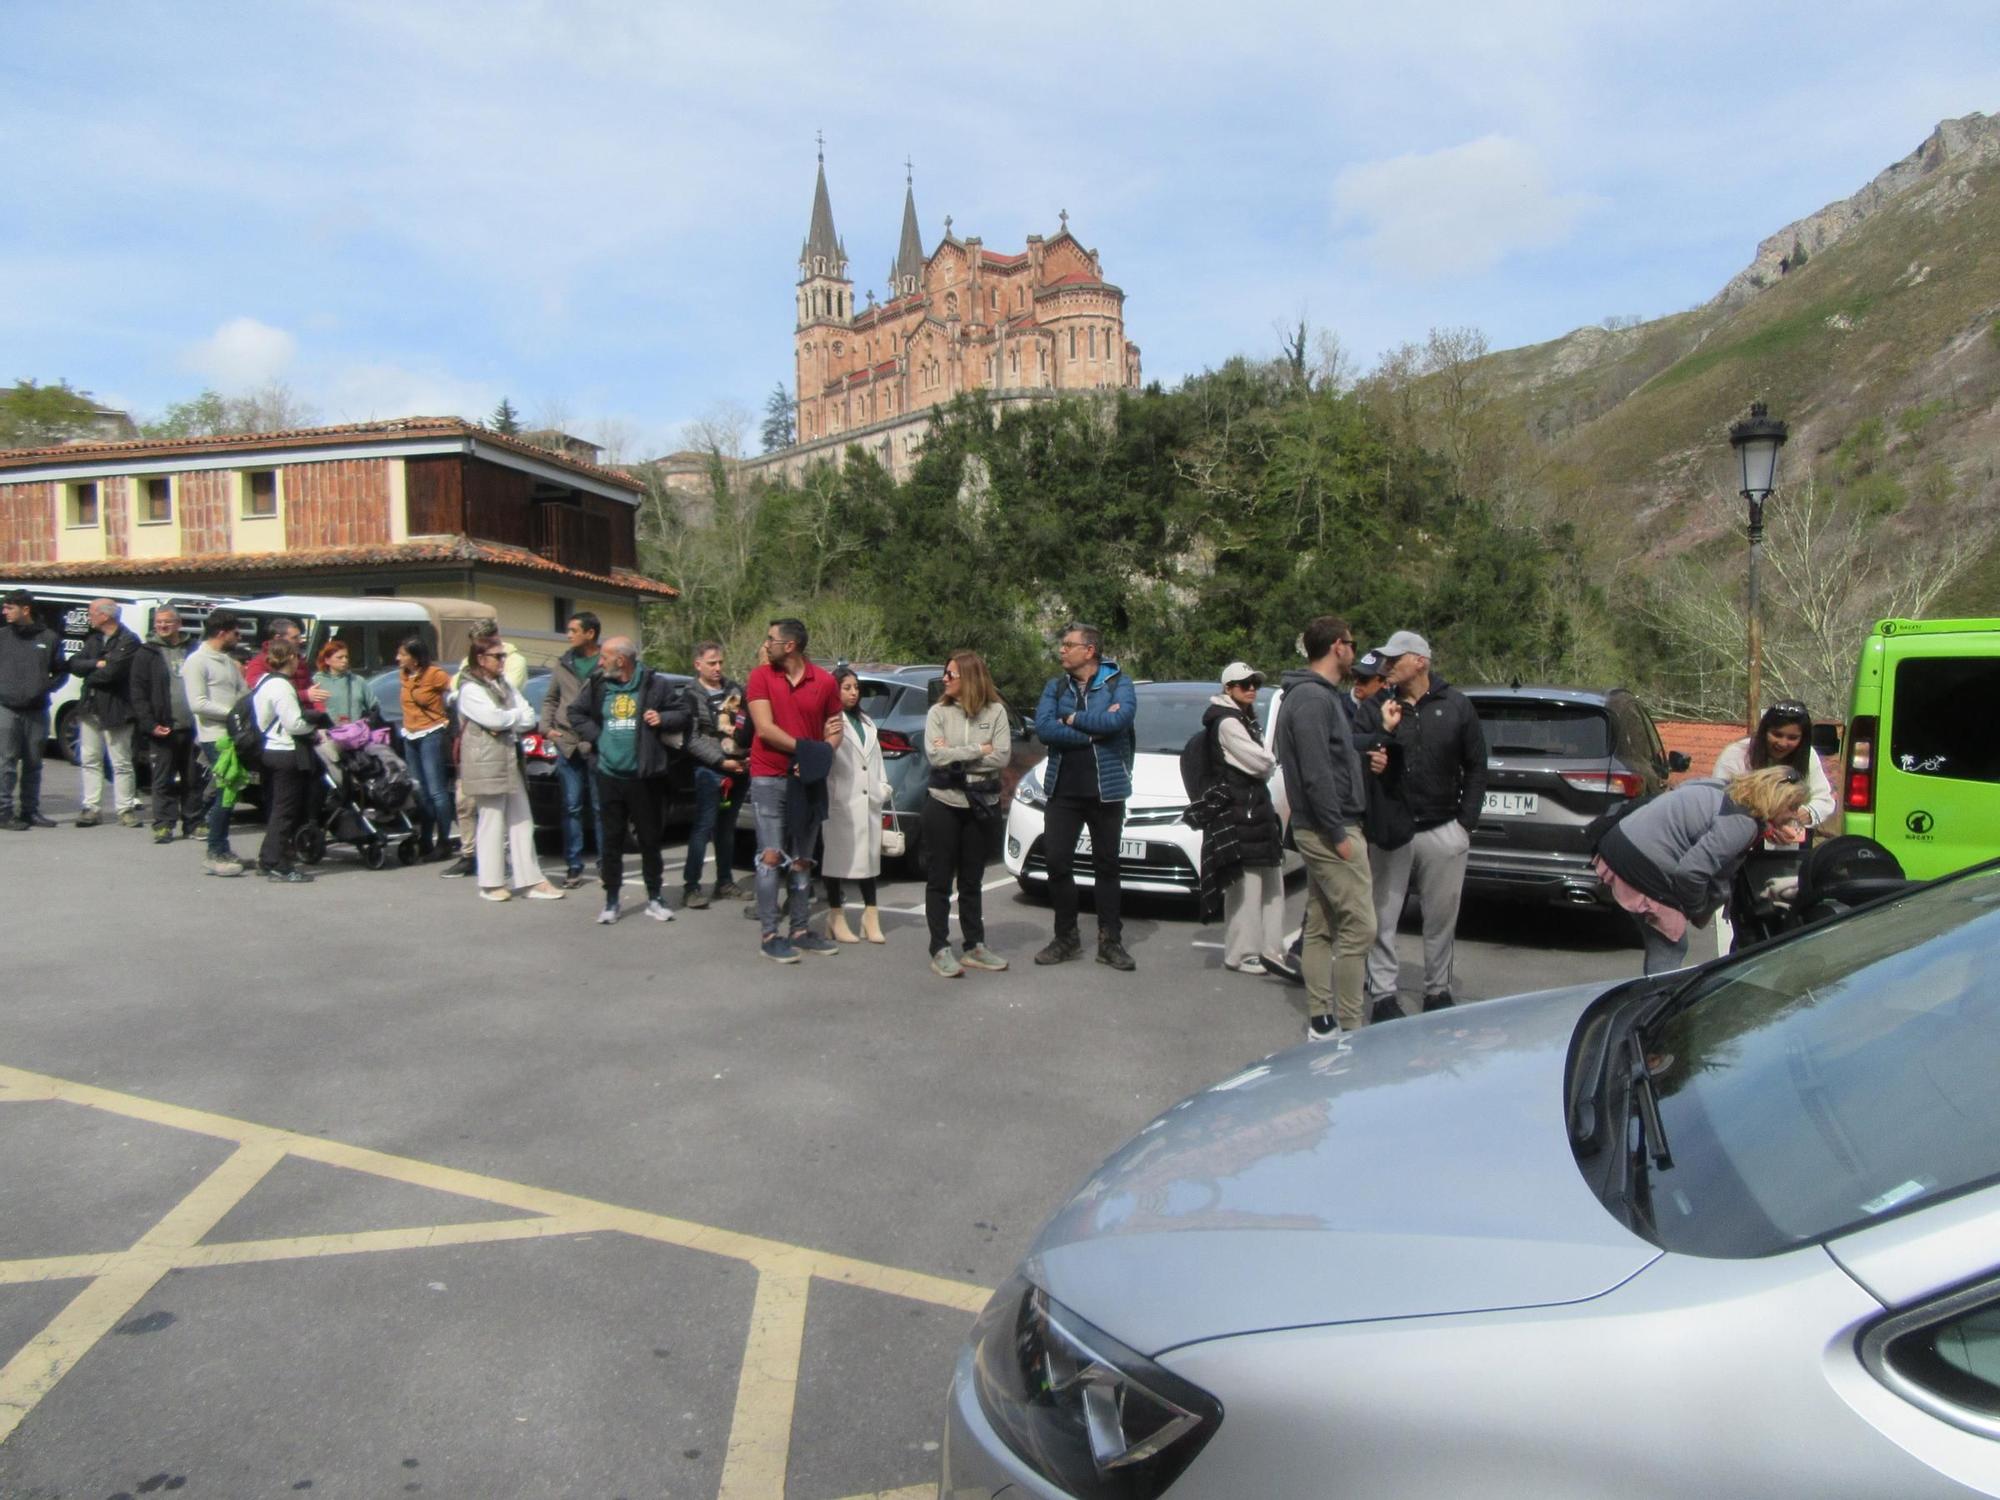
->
[1033, 622, 1139, 970]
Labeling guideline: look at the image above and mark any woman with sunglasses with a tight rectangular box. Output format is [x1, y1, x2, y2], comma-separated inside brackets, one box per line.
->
[456, 636, 563, 903]
[820, 665, 892, 943]
[923, 651, 1011, 978]
[1710, 700, 1835, 829]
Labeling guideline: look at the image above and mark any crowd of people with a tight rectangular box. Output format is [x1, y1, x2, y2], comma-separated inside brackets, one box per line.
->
[0, 591, 1819, 1030]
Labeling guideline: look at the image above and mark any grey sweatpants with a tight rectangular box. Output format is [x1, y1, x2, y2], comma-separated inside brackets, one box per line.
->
[1365, 820, 1472, 1001]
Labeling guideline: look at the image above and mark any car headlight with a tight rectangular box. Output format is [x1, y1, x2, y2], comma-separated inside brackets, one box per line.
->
[970, 1273, 1221, 1497]
[1016, 770, 1047, 809]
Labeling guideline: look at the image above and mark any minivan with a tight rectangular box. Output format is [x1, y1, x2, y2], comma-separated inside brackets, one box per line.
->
[226, 595, 491, 676]
[1840, 616, 2000, 880]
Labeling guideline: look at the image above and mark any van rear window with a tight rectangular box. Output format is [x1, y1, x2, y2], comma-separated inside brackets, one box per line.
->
[1891, 659, 2000, 785]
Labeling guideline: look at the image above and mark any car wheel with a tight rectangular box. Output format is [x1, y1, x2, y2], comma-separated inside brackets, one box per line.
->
[55, 705, 79, 764]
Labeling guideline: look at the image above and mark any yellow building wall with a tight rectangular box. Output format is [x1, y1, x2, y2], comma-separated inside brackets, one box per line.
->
[54, 481, 108, 564]
[129, 478, 180, 560]
[233, 470, 285, 554]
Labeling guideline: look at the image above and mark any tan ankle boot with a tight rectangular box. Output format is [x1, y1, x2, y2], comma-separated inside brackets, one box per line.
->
[828, 908, 860, 944]
[860, 906, 886, 944]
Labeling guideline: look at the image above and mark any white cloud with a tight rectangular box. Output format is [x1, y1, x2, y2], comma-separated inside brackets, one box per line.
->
[182, 317, 297, 388]
[1332, 135, 1603, 280]
[316, 361, 501, 426]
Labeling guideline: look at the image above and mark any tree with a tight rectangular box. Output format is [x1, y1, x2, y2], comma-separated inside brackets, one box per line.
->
[143, 383, 316, 439]
[760, 383, 796, 452]
[489, 397, 522, 435]
[0, 379, 103, 448]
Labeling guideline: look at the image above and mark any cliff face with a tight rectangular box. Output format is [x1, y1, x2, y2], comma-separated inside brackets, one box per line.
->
[1711, 112, 2000, 308]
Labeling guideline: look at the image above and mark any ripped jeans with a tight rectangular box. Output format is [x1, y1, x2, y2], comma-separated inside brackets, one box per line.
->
[750, 775, 821, 940]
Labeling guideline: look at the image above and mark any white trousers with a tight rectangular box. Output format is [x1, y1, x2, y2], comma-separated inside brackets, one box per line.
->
[1223, 863, 1288, 967]
[473, 785, 541, 890]
[78, 719, 138, 813]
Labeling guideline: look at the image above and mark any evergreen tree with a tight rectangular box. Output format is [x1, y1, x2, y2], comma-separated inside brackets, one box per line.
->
[490, 397, 522, 435]
[760, 384, 796, 452]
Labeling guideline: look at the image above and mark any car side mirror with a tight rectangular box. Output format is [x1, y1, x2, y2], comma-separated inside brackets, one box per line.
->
[1811, 723, 1842, 757]
[1012, 711, 1035, 743]
[1667, 751, 1691, 773]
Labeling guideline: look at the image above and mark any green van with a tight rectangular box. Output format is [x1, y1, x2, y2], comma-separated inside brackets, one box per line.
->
[1841, 617, 2000, 879]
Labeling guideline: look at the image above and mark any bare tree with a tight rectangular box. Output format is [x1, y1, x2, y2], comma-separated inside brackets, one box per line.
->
[681, 400, 751, 462]
[586, 416, 638, 466]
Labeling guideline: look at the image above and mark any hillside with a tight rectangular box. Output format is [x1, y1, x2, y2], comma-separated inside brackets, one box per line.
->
[1484, 111, 2000, 610]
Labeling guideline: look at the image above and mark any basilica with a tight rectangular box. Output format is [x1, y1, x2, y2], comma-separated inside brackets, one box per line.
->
[790, 151, 1141, 458]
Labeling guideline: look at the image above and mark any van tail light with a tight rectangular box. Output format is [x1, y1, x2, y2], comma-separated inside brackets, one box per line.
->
[879, 728, 915, 759]
[520, 732, 558, 762]
[1844, 714, 1877, 813]
[1560, 769, 1645, 797]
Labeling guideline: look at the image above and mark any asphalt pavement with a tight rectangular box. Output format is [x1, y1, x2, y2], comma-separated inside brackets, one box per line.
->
[0, 761, 1643, 1498]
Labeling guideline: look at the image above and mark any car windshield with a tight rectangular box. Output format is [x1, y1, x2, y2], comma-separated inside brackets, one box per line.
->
[1473, 701, 1610, 757]
[1130, 684, 1273, 756]
[1637, 866, 2000, 1257]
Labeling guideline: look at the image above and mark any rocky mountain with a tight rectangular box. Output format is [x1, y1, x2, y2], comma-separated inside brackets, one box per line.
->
[1480, 111, 2000, 611]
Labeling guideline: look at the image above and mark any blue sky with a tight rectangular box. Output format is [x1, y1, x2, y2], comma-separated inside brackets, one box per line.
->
[4, 1, 1994, 458]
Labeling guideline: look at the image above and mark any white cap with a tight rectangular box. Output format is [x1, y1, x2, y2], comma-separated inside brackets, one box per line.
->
[1220, 660, 1263, 687]
[1379, 630, 1431, 659]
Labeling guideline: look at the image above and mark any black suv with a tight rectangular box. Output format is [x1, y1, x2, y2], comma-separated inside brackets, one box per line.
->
[1462, 686, 1687, 908]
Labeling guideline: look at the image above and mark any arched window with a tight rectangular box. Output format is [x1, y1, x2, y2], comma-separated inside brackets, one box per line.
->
[945, 291, 958, 317]
[1088, 327, 1096, 358]
[1068, 328, 1077, 360]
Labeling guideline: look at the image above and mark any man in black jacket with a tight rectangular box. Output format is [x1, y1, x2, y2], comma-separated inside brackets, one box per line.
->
[678, 640, 747, 908]
[1365, 630, 1488, 1016]
[567, 637, 690, 925]
[130, 605, 203, 844]
[65, 598, 143, 827]
[0, 589, 63, 830]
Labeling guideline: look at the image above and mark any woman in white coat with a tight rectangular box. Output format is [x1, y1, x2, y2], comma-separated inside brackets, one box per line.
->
[821, 666, 892, 943]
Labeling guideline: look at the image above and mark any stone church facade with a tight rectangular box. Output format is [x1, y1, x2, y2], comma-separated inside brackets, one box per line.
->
[752, 153, 1141, 483]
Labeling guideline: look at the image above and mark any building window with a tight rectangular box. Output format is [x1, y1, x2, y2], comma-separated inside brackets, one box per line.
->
[1068, 328, 1077, 360]
[243, 470, 278, 519]
[141, 476, 172, 524]
[551, 596, 573, 632]
[1089, 327, 1097, 357]
[66, 481, 100, 528]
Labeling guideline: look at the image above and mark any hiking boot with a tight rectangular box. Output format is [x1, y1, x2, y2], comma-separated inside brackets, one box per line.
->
[75, 811, 100, 828]
[152, 824, 174, 845]
[1369, 997, 1404, 1026]
[1097, 938, 1137, 972]
[1034, 935, 1084, 966]
[930, 947, 964, 978]
[681, 885, 710, 910]
[1422, 990, 1456, 1013]
[118, 809, 141, 828]
[960, 943, 1008, 972]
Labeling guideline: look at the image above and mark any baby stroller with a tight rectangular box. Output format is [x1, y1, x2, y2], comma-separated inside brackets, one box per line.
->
[1727, 834, 1915, 950]
[294, 720, 423, 870]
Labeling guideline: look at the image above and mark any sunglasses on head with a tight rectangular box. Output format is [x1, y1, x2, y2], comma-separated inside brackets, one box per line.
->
[1768, 701, 1809, 720]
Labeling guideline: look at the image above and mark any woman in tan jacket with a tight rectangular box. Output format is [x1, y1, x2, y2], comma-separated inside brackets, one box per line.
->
[455, 641, 563, 903]
[923, 651, 1011, 978]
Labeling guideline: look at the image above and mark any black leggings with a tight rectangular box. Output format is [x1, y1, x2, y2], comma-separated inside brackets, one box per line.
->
[824, 876, 877, 907]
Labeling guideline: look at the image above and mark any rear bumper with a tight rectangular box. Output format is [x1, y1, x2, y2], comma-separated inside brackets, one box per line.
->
[1464, 846, 1609, 906]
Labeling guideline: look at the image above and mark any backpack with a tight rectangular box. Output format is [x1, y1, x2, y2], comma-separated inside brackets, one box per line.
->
[1583, 790, 1657, 853]
[225, 685, 267, 766]
[1179, 722, 1219, 802]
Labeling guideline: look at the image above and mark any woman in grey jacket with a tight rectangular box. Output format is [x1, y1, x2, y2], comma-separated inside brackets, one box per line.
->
[1594, 765, 1808, 975]
[923, 651, 1011, 978]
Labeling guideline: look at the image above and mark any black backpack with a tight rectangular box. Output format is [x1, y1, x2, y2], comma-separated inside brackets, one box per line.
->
[225, 685, 267, 766]
[1583, 790, 1657, 853]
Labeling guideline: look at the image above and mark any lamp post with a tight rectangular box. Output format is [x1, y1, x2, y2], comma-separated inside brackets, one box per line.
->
[1728, 401, 1789, 737]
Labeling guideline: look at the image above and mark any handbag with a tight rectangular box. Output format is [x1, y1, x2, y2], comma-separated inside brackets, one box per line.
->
[881, 822, 907, 858]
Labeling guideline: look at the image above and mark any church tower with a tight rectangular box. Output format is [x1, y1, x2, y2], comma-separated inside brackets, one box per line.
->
[887, 164, 924, 301]
[796, 141, 851, 329]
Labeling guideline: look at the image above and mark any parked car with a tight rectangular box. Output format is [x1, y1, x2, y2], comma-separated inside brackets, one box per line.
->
[943, 858, 2000, 1496]
[1462, 685, 1687, 909]
[1003, 680, 1285, 901]
[1841, 615, 2000, 881]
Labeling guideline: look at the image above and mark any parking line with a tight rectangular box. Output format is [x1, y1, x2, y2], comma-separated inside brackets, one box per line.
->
[716, 1265, 812, 1500]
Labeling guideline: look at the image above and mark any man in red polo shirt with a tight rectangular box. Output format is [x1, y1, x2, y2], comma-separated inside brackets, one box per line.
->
[745, 616, 845, 963]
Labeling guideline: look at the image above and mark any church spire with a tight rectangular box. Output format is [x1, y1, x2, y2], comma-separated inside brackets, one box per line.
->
[799, 133, 846, 279]
[888, 157, 924, 299]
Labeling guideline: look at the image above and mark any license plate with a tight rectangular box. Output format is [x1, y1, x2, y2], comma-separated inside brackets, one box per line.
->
[1076, 831, 1148, 860]
[1483, 791, 1539, 817]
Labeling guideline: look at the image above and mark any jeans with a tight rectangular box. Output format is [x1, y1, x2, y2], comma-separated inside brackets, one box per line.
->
[405, 729, 454, 847]
[595, 771, 664, 901]
[555, 752, 597, 873]
[1295, 825, 1377, 1029]
[78, 716, 137, 814]
[1365, 821, 1472, 1001]
[147, 728, 202, 828]
[683, 764, 739, 890]
[751, 775, 820, 939]
[1041, 796, 1126, 944]
[197, 740, 234, 855]
[0, 703, 48, 820]
[923, 795, 987, 953]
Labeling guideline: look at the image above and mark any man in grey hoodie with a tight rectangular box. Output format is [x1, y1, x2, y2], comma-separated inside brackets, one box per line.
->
[1272, 616, 1377, 1041]
[180, 608, 250, 876]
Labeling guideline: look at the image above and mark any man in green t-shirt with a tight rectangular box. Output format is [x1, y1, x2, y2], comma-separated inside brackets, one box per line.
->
[566, 637, 688, 926]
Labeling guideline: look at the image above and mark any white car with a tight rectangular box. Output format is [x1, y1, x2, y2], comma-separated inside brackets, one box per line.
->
[1004, 681, 1293, 901]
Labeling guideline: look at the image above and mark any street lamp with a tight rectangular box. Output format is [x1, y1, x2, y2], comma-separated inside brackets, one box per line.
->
[1728, 401, 1789, 736]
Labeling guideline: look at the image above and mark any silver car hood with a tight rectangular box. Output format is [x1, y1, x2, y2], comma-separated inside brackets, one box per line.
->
[1027, 983, 1662, 1355]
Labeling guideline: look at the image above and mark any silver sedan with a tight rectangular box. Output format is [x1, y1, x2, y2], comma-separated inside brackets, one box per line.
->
[943, 863, 2000, 1497]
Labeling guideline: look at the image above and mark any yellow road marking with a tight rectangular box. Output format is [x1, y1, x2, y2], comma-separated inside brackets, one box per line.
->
[0, 1140, 284, 1445]
[0, 1064, 992, 1496]
[716, 1265, 813, 1500]
[831, 1489, 935, 1500]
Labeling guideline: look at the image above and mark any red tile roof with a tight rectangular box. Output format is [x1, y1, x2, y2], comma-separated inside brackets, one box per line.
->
[1657, 721, 1745, 784]
[981, 250, 1027, 265]
[0, 416, 642, 493]
[1043, 271, 1099, 288]
[0, 538, 678, 598]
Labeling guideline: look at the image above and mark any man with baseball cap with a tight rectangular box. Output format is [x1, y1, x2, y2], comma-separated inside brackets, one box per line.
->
[1367, 630, 1487, 1019]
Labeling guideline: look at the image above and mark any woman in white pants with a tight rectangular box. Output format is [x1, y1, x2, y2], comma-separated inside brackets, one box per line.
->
[1203, 664, 1289, 975]
[455, 640, 563, 904]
